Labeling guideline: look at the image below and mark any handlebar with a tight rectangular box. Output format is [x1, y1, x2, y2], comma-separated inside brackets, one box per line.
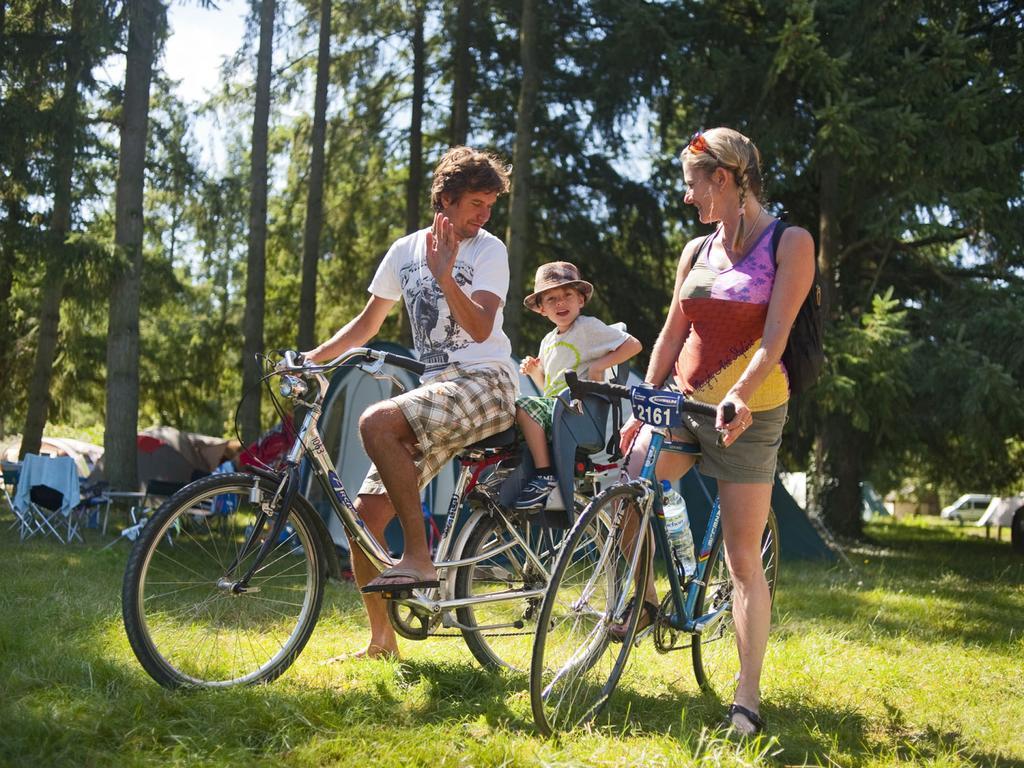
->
[276, 347, 425, 377]
[379, 351, 426, 376]
[563, 371, 735, 422]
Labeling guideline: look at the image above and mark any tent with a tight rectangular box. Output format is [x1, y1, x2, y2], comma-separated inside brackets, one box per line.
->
[238, 413, 293, 471]
[304, 341, 833, 561]
[90, 426, 230, 489]
[977, 494, 1024, 528]
[678, 471, 835, 561]
[2, 437, 104, 477]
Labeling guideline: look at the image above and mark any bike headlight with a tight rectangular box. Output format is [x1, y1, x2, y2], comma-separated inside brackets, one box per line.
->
[279, 375, 307, 398]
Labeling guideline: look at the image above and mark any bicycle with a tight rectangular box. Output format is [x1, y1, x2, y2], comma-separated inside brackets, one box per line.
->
[121, 347, 611, 688]
[529, 371, 779, 734]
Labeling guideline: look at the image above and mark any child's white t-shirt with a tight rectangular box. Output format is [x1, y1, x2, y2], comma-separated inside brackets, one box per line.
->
[368, 227, 516, 382]
[538, 315, 631, 396]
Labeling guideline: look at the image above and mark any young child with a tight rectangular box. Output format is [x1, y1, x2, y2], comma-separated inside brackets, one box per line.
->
[514, 262, 642, 509]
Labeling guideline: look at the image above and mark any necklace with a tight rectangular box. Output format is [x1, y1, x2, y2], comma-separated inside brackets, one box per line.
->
[723, 206, 766, 258]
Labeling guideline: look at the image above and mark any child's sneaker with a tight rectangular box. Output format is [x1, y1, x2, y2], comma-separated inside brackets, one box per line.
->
[514, 474, 558, 510]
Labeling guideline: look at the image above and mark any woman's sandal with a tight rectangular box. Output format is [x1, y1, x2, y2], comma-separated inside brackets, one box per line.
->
[722, 702, 764, 736]
[608, 596, 658, 642]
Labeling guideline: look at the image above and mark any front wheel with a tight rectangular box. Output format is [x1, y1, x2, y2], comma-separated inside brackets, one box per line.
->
[530, 484, 649, 734]
[691, 506, 779, 695]
[122, 472, 327, 688]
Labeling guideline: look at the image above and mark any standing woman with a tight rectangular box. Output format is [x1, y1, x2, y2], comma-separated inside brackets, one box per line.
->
[618, 127, 815, 735]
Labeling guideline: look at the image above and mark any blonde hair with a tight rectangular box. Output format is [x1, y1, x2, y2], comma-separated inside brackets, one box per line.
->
[680, 127, 763, 251]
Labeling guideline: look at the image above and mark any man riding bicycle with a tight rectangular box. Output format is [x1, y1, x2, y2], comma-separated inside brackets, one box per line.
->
[304, 147, 516, 660]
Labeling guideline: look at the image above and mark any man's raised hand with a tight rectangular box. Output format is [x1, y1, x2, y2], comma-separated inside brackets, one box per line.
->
[425, 211, 458, 282]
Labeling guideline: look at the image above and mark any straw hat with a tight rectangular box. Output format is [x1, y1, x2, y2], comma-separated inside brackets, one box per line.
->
[523, 261, 594, 310]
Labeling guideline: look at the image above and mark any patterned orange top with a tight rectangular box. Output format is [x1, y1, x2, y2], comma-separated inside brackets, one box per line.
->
[675, 222, 790, 411]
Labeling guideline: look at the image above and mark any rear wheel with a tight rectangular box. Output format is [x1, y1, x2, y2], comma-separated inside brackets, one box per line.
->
[691, 507, 779, 695]
[453, 498, 552, 672]
[122, 472, 326, 688]
[530, 484, 649, 734]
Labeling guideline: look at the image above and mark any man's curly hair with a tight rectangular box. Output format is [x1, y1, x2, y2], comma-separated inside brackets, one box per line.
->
[430, 146, 511, 212]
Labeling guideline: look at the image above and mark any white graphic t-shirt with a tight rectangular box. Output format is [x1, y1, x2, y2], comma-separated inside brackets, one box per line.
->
[369, 226, 516, 382]
[538, 315, 631, 396]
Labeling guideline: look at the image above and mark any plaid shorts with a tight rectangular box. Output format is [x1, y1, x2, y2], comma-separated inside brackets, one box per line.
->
[516, 395, 557, 433]
[358, 366, 517, 496]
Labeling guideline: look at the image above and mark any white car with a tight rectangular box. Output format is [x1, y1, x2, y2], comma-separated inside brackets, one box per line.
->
[940, 493, 994, 523]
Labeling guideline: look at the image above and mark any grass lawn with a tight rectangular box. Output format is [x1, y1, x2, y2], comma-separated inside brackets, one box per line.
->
[1, 513, 1021, 767]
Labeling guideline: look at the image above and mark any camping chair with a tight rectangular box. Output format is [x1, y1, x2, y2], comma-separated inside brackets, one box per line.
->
[2, 460, 31, 538]
[13, 454, 82, 544]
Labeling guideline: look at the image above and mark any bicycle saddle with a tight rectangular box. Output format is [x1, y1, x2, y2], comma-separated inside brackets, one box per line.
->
[465, 426, 517, 450]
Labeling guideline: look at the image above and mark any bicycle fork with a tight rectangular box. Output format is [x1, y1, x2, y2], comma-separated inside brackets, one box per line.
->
[218, 467, 300, 594]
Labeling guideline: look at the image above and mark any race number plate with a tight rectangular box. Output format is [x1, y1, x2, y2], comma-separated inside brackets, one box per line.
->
[630, 385, 683, 427]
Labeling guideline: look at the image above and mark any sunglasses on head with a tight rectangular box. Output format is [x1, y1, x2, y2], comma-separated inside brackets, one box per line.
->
[687, 130, 719, 162]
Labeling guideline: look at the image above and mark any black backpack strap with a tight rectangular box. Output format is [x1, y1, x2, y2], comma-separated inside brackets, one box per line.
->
[769, 219, 789, 267]
[688, 232, 715, 270]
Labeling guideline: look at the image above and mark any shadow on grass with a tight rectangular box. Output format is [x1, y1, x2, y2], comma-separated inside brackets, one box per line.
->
[759, 695, 1024, 768]
[3, 522, 1022, 767]
[774, 519, 1024, 648]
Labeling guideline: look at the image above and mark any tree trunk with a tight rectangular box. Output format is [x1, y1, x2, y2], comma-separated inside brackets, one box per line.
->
[815, 412, 864, 539]
[405, 1, 424, 236]
[504, 0, 539, 351]
[450, 0, 471, 146]
[21, 0, 87, 459]
[0, 2, 13, 436]
[240, 0, 275, 444]
[297, 0, 330, 351]
[816, 151, 839, 319]
[105, 0, 160, 491]
[396, 1, 425, 349]
[0, 188, 21, 440]
[808, 149, 862, 537]
[21, 275, 63, 457]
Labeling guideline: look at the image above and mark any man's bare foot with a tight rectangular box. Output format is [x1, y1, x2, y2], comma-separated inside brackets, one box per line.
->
[323, 644, 399, 663]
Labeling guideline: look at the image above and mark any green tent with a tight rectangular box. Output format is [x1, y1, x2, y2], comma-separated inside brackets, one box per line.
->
[679, 470, 835, 561]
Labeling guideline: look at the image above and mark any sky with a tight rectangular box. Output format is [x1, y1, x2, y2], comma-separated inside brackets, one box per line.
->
[163, 0, 248, 104]
[158, 0, 656, 180]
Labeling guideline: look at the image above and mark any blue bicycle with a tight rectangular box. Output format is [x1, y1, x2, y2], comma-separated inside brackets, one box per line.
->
[529, 372, 779, 734]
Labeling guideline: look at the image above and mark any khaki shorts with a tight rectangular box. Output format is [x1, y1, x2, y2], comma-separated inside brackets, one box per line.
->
[666, 402, 788, 484]
[359, 366, 517, 496]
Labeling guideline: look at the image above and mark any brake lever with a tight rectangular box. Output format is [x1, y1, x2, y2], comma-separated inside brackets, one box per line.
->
[359, 357, 386, 375]
[357, 359, 406, 392]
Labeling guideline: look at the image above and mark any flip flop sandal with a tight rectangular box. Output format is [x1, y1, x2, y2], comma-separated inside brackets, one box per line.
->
[608, 596, 658, 642]
[722, 702, 764, 736]
[361, 566, 440, 595]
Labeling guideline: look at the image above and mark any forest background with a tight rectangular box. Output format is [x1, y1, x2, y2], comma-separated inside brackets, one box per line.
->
[1, 0, 1022, 538]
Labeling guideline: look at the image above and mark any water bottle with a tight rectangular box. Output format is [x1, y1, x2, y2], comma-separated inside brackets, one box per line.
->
[661, 479, 695, 580]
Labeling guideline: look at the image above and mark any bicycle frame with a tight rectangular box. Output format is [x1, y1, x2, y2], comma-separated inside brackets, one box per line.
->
[630, 432, 730, 635]
[266, 352, 551, 621]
